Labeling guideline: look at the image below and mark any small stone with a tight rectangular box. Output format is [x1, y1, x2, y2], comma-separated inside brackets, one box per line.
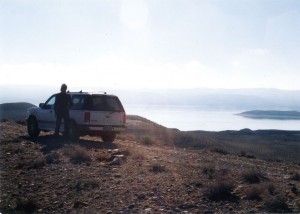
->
[144, 208, 152, 213]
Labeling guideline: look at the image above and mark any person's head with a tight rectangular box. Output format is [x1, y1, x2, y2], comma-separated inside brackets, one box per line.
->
[60, 84, 67, 93]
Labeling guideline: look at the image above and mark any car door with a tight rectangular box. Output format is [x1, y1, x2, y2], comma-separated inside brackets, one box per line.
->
[38, 95, 57, 131]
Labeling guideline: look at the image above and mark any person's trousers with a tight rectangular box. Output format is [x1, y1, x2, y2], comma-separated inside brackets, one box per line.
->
[55, 111, 70, 137]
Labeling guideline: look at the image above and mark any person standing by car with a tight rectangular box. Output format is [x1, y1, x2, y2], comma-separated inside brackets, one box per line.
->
[54, 84, 72, 138]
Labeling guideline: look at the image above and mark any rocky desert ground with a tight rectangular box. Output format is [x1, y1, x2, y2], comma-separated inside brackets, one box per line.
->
[0, 118, 299, 213]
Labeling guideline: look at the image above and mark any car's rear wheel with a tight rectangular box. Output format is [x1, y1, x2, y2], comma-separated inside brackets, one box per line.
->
[69, 121, 79, 141]
[101, 133, 116, 143]
[27, 116, 40, 138]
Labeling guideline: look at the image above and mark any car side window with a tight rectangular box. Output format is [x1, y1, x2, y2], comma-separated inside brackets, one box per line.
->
[71, 95, 84, 110]
[44, 95, 56, 109]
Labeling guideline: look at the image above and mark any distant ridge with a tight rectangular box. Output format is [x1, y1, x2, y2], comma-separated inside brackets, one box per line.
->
[237, 110, 300, 120]
[0, 102, 36, 122]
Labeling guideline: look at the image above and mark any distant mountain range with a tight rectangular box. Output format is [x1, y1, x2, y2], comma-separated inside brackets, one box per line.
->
[1, 85, 300, 111]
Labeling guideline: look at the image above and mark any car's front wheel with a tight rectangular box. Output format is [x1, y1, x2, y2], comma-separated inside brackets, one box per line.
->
[27, 116, 40, 138]
[101, 133, 116, 143]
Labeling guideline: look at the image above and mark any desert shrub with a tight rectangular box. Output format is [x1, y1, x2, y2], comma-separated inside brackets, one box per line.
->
[117, 133, 136, 141]
[210, 148, 228, 155]
[45, 152, 60, 164]
[74, 178, 100, 192]
[202, 164, 215, 179]
[244, 185, 262, 201]
[265, 183, 276, 196]
[242, 169, 262, 184]
[205, 180, 235, 201]
[63, 145, 91, 164]
[240, 151, 246, 157]
[16, 155, 46, 170]
[130, 150, 145, 161]
[96, 153, 111, 162]
[290, 172, 300, 181]
[264, 195, 290, 213]
[174, 133, 195, 146]
[16, 197, 37, 213]
[141, 136, 154, 146]
[150, 164, 166, 173]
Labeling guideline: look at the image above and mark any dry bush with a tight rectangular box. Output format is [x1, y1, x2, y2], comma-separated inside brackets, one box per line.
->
[63, 145, 91, 164]
[150, 164, 166, 173]
[117, 133, 136, 141]
[96, 153, 111, 162]
[205, 180, 235, 201]
[264, 195, 291, 213]
[16, 155, 46, 170]
[202, 164, 215, 175]
[16, 197, 37, 213]
[45, 151, 60, 164]
[130, 149, 145, 161]
[289, 172, 300, 181]
[140, 136, 154, 146]
[244, 185, 263, 201]
[242, 169, 263, 184]
[74, 178, 100, 192]
[265, 182, 276, 196]
[210, 148, 228, 155]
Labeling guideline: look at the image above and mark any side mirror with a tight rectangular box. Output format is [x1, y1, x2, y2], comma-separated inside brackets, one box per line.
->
[39, 103, 45, 108]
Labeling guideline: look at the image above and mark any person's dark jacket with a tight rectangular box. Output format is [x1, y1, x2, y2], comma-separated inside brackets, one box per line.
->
[54, 93, 72, 115]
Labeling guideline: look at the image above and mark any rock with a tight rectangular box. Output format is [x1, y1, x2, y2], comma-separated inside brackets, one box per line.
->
[110, 155, 127, 165]
[144, 208, 152, 213]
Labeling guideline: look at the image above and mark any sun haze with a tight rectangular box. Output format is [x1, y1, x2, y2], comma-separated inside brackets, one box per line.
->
[1, 0, 300, 90]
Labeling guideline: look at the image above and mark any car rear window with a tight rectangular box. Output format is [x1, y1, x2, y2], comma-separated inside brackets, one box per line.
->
[84, 95, 124, 112]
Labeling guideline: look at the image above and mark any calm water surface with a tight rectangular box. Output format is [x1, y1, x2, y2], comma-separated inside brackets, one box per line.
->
[125, 105, 300, 131]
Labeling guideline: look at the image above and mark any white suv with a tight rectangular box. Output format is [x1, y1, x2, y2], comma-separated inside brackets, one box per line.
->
[26, 91, 126, 143]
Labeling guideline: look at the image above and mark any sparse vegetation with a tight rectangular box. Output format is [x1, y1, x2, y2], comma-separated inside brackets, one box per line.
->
[63, 145, 91, 164]
[290, 172, 300, 181]
[244, 185, 262, 201]
[205, 180, 235, 201]
[242, 169, 263, 184]
[96, 153, 111, 162]
[210, 148, 228, 155]
[16, 155, 46, 169]
[264, 195, 291, 213]
[45, 151, 60, 164]
[141, 136, 154, 146]
[150, 164, 166, 173]
[16, 197, 37, 213]
[202, 164, 215, 174]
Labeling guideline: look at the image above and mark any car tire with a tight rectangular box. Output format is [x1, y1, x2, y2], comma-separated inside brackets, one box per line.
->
[69, 121, 79, 142]
[101, 133, 116, 143]
[27, 116, 40, 138]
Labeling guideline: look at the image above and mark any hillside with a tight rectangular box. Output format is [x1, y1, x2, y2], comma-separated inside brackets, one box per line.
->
[0, 102, 36, 122]
[0, 121, 300, 213]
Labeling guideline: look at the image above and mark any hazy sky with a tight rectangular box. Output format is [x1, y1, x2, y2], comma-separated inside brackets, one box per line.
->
[1, 0, 300, 90]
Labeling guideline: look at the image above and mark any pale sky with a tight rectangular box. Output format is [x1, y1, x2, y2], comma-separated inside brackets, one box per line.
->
[1, 0, 300, 90]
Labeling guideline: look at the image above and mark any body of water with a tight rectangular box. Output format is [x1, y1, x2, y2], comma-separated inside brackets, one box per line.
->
[125, 105, 300, 131]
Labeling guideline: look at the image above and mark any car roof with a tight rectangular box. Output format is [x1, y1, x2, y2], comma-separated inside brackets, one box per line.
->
[68, 91, 117, 97]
